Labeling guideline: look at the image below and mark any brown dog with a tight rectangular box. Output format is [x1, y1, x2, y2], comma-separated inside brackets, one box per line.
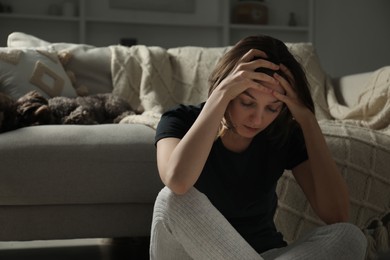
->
[0, 92, 18, 133]
[0, 91, 136, 133]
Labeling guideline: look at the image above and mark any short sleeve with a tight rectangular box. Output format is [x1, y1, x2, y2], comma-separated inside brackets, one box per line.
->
[154, 103, 204, 145]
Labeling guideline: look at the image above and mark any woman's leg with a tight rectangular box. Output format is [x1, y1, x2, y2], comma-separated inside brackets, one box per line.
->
[150, 186, 262, 260]
[261, 222, 367, 260]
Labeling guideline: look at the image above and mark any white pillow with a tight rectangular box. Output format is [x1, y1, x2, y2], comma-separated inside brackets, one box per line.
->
[0, 47, 77, 99]
[7, 32, 113, 95]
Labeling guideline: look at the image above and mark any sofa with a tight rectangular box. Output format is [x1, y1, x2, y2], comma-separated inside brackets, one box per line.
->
[1, 32, 389, 259]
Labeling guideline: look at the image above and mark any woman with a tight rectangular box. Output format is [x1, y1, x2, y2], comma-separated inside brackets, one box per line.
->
[150, 35, 367, 259]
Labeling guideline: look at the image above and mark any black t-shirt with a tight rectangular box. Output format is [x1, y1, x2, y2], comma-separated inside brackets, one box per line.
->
[155, 102, 308, 253]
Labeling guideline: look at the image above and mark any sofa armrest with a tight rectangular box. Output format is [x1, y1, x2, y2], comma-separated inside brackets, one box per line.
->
[331, 71, 373, 107]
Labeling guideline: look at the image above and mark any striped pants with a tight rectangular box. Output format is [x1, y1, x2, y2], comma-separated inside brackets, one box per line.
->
[150, 186, 367, 260]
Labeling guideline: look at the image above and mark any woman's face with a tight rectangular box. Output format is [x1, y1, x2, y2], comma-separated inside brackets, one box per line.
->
[226, 81, 285, 140]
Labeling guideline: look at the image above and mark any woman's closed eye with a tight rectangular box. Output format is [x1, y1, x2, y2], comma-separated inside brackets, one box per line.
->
[267, 105, 283, 113]
[240, 100, 255, 107]
[267, 106, 278, 113]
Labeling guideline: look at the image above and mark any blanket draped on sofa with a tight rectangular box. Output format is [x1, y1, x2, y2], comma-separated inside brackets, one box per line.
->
[110, 45, 229, 129]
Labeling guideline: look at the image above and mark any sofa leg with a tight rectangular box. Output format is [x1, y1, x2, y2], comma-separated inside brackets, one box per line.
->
[100, 237, 150, 260]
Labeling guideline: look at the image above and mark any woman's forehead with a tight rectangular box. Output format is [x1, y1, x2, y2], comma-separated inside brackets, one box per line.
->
[242, 88, 283, 104]
[248, 81, 285, 96]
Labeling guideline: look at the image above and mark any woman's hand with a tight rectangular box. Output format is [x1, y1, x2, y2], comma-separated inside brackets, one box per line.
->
[271, 64, 313, 124]
[213, 49, 280, 102]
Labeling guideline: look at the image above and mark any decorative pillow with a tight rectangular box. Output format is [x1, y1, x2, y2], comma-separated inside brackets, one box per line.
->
[0, 47, 77, 99]
[7, 32, 113, 95]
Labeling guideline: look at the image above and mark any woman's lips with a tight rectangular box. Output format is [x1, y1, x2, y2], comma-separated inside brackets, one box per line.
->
[244, 125, 260, 133]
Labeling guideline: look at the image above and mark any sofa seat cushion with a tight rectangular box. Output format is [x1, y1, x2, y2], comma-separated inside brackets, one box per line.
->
[0, 124, 163, 206]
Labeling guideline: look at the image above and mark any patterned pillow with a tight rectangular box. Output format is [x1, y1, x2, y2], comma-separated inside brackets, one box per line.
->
[0, 48, 77, 99]
[7, 32, 113, 95]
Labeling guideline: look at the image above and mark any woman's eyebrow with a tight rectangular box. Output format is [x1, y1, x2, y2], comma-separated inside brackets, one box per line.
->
[243, 91, 282, 104]
[242, 91, 255, 99]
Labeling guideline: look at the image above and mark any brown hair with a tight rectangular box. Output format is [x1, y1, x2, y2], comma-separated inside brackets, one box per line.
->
[209, 35, 315, 147]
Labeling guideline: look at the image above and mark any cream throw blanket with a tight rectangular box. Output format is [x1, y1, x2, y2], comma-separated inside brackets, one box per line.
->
[110, 45, 229, 129]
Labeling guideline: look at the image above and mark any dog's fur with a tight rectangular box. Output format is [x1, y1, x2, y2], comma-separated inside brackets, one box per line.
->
[0, 92, 18, 133]
[0, 91, 136, 133]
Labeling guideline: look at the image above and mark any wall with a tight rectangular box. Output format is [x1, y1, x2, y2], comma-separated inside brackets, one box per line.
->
[1, 0, 389, 77]
[314, 0, 390, 77]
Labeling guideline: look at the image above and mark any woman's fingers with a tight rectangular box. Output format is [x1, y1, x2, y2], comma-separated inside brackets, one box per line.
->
[232, 49, 275, 79]
[238, 49, 279, 70]
[279, 64, 296, 85]
[240, 48, 268, 62]
[274, 72, 296, 98]
[272, 89, 290, 104]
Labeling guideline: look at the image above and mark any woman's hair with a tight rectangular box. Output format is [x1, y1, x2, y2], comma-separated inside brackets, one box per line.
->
[208, 35, 315, 147]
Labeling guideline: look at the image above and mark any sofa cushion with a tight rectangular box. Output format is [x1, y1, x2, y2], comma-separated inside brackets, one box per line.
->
[0, 47, 77, 99]
[7, 32, 113, 95]
[327, 66, 390, 132]
[0, 124, 163, 206]
[331, 71, 373, 107]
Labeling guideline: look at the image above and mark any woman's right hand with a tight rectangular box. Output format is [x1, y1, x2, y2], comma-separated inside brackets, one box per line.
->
[213, 49, 280, 102]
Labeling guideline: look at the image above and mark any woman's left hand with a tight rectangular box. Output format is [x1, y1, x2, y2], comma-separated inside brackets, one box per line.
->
[271, 64, 313, 124]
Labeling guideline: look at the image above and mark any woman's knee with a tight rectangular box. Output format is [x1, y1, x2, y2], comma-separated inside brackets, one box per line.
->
[335, 223, 366, 245]
[328, 222, 367, 258]
[153, 186, 209, 219]
[153, 187, 175, 220]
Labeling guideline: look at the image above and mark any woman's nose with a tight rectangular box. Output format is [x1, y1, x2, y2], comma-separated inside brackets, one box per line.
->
[250, 109, 263, 126]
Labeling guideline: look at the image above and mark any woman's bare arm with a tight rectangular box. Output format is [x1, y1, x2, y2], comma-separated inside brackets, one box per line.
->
[292, 115, 349, 224]
[156, 92, 229, 194]
[273, 65, 349, 223]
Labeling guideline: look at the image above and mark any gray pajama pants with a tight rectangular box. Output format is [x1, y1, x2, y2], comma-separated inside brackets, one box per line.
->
[150, 186, 367, 260]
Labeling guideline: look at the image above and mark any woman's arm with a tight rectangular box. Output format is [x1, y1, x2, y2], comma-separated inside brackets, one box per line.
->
[157, 93, 229, 195]
[273, 65, 349, 224]
[292, 115, 350, 224]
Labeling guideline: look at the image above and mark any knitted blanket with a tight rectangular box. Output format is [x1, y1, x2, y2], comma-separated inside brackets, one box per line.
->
[275, 120, 390, 259]
[110, 45, 229, 129]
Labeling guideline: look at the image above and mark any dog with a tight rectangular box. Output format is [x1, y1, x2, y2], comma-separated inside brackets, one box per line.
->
[0, 92, 18, 133]
[0, 90, 136, 133]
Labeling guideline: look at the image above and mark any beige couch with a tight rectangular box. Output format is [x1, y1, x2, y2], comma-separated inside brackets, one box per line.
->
[1, 32, 389, 259]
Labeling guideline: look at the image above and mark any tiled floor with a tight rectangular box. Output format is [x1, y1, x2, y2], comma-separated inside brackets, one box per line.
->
[0, 237, 149, 260]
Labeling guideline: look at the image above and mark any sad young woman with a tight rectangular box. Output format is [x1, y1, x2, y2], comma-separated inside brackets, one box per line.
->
[150, 35, 367, 260]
